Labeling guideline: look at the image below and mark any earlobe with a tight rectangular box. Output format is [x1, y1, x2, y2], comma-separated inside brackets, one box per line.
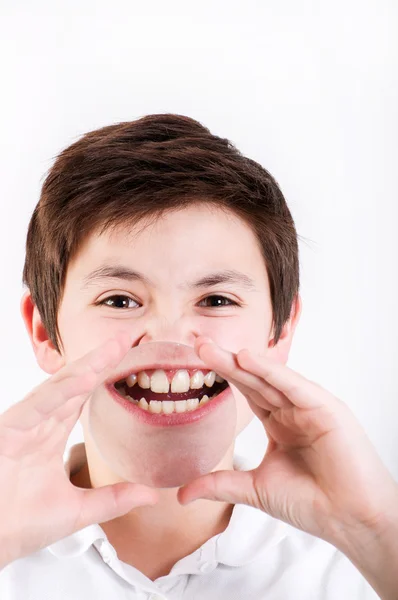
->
[20, 289, 65, 375]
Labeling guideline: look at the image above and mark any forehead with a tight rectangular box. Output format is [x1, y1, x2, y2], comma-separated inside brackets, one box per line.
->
[68, 204, 269, 286]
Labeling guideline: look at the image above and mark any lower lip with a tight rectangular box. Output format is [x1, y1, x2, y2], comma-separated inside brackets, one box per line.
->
[106, 383, 232, 427]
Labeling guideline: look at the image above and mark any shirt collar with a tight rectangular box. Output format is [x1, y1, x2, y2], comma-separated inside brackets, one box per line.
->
[48, 443, 294, 564]
[212, 452, 292, 566]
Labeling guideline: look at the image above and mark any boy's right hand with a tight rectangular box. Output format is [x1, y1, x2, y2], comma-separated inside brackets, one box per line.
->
[0, 331, 159, 569]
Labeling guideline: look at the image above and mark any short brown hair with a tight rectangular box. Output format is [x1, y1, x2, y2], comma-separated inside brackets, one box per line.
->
[22, 113, 300, 354]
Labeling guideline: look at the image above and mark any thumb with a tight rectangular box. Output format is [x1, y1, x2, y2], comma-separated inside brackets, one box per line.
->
[77, 482, 159, 529]
[177, 469, 256, 507]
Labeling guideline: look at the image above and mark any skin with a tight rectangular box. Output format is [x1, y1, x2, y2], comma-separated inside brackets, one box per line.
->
[176, 338, 398, 600]
[21, 202, 301, 580]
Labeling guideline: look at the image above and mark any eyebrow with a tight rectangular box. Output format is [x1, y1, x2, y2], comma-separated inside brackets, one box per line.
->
[80, 264, 258, 292]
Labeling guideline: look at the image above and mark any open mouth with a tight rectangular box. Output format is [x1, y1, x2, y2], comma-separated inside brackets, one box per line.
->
[114, 367, 229, 415]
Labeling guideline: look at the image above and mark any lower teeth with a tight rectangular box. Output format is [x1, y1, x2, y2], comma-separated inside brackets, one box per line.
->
[116, 388, 218, 414]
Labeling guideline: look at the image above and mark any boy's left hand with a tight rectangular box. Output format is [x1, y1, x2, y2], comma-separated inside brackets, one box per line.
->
[177, 336, 398, 550]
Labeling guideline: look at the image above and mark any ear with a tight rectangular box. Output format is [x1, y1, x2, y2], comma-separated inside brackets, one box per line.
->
[266, 293, 302, 364]
[20, 289, 66, 375]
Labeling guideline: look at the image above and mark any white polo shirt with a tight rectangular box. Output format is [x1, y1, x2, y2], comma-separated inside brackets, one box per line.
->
[0, 443, 379, 599]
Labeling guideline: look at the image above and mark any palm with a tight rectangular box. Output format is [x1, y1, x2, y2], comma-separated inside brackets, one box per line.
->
[0, 332, 159, 568]
[4, 454, 89, 561]
[251, 403, 351, 540]
[0, 394, 102, 564]
[179, 339, 398, 548]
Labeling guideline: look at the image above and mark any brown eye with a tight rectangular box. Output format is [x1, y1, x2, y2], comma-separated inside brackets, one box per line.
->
[198, 295, 239, 307]
[97, 295, 139, 309]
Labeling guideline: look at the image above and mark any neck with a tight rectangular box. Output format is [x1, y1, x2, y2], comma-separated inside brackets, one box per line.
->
[72, 437, 236, 580]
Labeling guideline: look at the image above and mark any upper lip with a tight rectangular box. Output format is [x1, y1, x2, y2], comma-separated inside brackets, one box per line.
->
[105, 362, 214, 387]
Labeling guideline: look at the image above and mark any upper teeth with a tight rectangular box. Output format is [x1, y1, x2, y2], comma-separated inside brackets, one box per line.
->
[124, 369, 224, 393]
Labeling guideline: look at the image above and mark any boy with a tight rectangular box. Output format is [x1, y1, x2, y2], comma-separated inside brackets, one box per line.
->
[0, 114, 390, 597]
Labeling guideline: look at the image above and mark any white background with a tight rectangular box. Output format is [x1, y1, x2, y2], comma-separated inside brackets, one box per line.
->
[1, 1, 397, 476]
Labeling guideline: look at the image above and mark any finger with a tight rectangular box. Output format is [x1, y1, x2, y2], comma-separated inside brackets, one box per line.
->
[237, 348, 335, 410]
[4, 331, 132, 431]
[53, 329, 132, 384]
[177, 469, 258, 507]
[40, 329, 132, 412]
[77, 482, 159, 530]
[228, 379, 274, 422]
[197, 341, 291, 410]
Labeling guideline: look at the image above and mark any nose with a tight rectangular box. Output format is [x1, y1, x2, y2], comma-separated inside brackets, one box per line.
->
[136, 315, 200, 348]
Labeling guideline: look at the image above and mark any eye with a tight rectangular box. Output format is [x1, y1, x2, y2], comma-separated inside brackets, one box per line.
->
[96, 295, 139, 309]
[96, 294, 240, 309]
[198, 295, 239, 308]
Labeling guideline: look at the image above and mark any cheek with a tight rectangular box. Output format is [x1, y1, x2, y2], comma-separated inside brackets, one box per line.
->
[203, 317, 270, 435]
[58, 308, 116, 361]
[206, 318, 270, 356]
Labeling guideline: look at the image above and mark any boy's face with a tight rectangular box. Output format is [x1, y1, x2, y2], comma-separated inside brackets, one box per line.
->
[25, 202, 300, 484]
